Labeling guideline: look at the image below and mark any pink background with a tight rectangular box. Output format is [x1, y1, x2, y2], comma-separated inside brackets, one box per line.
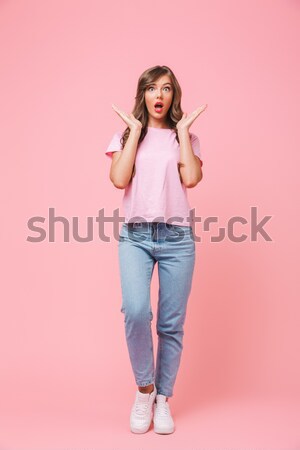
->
[1, 0, 299, 449]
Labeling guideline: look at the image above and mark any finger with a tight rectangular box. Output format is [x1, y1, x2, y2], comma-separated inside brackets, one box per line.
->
[112, 104, 130, 121]
[184, 106, 206, 126]
[196, 104, 208, 114]
[112, 108, 125, 120]
[112, 103, 125, 115]
[190, 105, 207, 119]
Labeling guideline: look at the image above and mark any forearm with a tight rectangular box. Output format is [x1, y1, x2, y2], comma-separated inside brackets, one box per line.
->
[177, 128, 202, 187]
[110, 128, 141, 188]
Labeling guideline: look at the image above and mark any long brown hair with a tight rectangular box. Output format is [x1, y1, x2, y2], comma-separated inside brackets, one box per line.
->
[119, 65, 185, 180]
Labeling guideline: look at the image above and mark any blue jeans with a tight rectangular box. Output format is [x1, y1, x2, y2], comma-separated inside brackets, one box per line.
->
[118, 221, 196, 397]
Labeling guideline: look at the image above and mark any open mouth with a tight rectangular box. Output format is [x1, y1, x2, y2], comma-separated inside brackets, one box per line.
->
[154, 102, 163, 112]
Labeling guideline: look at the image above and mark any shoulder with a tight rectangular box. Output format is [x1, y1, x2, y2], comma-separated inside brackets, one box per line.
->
[189, 132, 199, 141]
[105, 130, 125, 158]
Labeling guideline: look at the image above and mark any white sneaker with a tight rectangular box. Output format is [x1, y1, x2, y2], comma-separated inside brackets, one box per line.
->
[153, 394, 175, 434]
[130, 385, 157, 433]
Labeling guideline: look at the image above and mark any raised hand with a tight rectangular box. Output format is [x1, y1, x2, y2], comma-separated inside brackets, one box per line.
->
[176, 104, 208, 132]
[111, 103, 142, 132]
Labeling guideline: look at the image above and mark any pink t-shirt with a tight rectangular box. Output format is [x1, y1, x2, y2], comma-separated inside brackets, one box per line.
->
[105, 127, 203, 226]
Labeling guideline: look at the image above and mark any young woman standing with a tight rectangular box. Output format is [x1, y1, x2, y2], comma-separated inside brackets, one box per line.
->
[105, 65, 207, 434]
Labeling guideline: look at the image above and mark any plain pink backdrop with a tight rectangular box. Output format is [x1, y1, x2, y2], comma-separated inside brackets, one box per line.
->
[0, 0, 299, 449]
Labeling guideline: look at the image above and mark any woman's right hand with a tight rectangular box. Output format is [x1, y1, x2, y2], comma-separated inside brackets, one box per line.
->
[111, 103, 142, 133]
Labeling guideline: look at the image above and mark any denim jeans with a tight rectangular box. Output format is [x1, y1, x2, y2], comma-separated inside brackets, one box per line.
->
[118, 221, 196, 398]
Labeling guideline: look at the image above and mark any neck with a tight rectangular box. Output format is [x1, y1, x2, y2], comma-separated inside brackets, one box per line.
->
[147, 119, 169, 129]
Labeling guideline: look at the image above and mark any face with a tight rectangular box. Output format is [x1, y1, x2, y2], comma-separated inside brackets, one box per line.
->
[144, 74, 174, 127]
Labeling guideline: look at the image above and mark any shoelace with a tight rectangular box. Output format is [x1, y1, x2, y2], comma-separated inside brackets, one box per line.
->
[155, 401, 170, 417]
[134, 400, 149, 416]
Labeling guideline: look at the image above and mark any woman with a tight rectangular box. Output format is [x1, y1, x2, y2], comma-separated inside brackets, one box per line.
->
[105, 65, 207, 434]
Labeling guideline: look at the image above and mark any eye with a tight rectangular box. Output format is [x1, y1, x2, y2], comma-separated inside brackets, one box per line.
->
[147, 85, 171, 92]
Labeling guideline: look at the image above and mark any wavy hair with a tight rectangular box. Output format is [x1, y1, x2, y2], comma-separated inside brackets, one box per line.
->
[119, 65, 185, 180]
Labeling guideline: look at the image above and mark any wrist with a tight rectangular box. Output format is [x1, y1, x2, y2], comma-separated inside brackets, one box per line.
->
[177, 126, 189, 137]
[130, 126, 142, 137]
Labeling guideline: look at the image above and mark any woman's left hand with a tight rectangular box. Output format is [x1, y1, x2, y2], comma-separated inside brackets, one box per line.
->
[176, 104, 208, 132]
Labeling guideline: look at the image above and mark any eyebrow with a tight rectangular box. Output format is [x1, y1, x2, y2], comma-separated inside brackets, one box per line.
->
[148, 82, 172, 86]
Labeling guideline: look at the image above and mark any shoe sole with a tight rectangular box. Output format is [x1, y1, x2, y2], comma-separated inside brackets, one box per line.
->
[154, 425, 175, 434]
[130, 426, 151, 433]
[130, 422, 152, 433]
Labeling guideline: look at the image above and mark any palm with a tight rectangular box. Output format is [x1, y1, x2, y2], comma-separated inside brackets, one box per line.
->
[111, 103, 142, 130]
[176, 104, 208, 131]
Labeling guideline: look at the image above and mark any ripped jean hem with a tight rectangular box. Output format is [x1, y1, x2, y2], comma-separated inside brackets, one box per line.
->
[136, 380, 155, 387]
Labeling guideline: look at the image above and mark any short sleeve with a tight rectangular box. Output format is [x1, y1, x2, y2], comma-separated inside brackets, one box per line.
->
[190, 133, 203, 166]
[105, 131, 123, 159]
